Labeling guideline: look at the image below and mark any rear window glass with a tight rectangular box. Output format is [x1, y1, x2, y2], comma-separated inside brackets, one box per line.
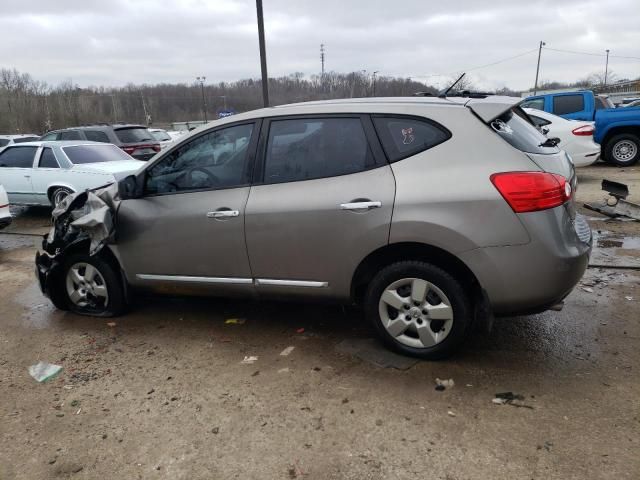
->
[63, 144, 133, 164]
[491, 107, 559, 155]
[373, 116, 450, 162]
[13, 136, 39, 143]
[85, 130, 111, 143]
[115, 127, 154, 143]
[552, 95, 584, 115]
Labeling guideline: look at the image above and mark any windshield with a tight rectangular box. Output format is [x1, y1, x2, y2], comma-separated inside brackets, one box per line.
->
[491, 107, 559, 155]
[63, 144, 133, 164]
[114, 127, 154, 143]
[151, 130, 172, 142]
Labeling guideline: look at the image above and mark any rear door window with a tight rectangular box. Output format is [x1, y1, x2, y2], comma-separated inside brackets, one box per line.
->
[552, 95, 585, 115]
[372, 116, 450, 162]
[263, 117, 376, 184]
[59, 130, 83, 140]
[39, 148, 60, 168]
[0, 146, 38, 168]
[85, 130, 111, 143]
[491, 107, 559, 155]
[115, 127, 154, 143]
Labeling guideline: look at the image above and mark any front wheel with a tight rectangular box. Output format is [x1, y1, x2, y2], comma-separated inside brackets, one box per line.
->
[364, 261, 472, 360]
[50, 187, 73, 208]
[58, 253, 126, 317]
[605, 134, 640, 166]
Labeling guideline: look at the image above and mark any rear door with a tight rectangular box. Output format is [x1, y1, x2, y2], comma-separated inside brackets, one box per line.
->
[245, 115, 395, 299]
[551, 93, 591, 121]
[0, 146, 38, 204]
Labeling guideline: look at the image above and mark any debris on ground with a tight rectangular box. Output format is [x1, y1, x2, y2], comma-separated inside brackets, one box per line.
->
[296, 328, 305, 334]
[447, 411, 456, 417]
[278, 368, 290, 373]
[28, 362, 63, 382]
[240, 356, 258, 365]
[625, 296, 633, 301]
[280, 346, 295, 356]
[225, 318, 246, 325]
[106, 322, 117, 327]
[584, 179, 640, 221]
[492, 392, 534, 409]
[435, 378, 455, 391]
[582, 287, 594, 293]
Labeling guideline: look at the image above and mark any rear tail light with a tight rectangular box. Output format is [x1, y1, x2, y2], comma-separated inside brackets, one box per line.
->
[490, 172, 571, 213]
[571, 125, 594, 136]
[152, 145, 161, 153]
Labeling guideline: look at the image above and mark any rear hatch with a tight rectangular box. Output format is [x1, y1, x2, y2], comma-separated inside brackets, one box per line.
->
[486, 105, 577, 218]
[114, 126, 160, 160]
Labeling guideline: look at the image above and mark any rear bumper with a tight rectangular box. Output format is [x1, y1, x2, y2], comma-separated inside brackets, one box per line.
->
[460, 209, 592, 315]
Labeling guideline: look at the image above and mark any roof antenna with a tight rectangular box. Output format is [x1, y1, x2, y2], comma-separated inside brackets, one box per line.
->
[438, 72, 466, 98]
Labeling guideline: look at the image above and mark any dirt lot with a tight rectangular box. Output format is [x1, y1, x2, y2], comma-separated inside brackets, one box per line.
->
[1, 162, 639, 479]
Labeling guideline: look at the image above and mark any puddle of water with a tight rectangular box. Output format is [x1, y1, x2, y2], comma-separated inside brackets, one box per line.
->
[593, 230, 640, 250]
[15, 282, 60, 329]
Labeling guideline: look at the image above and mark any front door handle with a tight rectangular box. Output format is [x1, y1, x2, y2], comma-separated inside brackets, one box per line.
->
[206, 209, 239, 219]
[340, 201, 382, 211]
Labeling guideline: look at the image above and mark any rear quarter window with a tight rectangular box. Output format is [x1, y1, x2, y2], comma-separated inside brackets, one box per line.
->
[552, 95, 585, 115]
[372, 116, 450, 162]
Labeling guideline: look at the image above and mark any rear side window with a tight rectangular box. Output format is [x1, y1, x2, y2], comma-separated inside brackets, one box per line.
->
[13, 136, 40, 143]
[40, 132, 59, 141]
[552, 95, 584, 115]
[373, 116, 450, 162]
[521, 98, 545, 111]
[39, 148, 60, 168]
[264, 118, 375, 184]
[59, 130, 83, 140]
[63, 144, 133, 164]
[115, 127, 154, 143]
[0, 146, 37, 168]
[85, 130, 111, 143]
[491, 107, 559, 155]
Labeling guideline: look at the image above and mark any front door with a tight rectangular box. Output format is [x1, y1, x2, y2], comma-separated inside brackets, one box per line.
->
[245, 115, 395, 299]
[0, 146, 38, 204]
[114, 121, 259, 294]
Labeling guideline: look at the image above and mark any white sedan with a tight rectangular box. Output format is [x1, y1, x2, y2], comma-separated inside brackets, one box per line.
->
[524, 108, 601, 167]
[0, 184, 11, 229]
[0, 141, 144, 207]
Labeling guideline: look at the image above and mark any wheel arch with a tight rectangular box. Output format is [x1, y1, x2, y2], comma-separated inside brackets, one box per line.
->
[46, 183, 76, 202]
[601, 125, 640, 150]
[351, 242, 482, 306]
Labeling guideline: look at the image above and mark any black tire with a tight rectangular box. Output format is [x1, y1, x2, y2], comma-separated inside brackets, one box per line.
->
[364, 261, 472, 360]
[57, 252, 126, 317]
[604, 133, 640, 166]
[50, 187, 73, 208]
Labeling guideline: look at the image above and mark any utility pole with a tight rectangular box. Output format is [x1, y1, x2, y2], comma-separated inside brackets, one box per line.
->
[44, 94, 52, 131]
[219, 95, 227, 110]
[140, 90, 151, 125]
[604, 49, 610, 88]
[372, 71, 379, 97]
[533, 40, 546, 95]
[110, 94, 118, 123]
[196, 76, 207, 122]
[256, 0, 270, 107]
[320, 44, 325, 77]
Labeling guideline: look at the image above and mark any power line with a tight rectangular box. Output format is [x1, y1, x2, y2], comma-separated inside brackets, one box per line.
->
[543, 46, 640, 61]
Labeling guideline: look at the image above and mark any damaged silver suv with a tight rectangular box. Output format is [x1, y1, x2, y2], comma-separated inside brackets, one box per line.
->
[36, 96, 592, 359]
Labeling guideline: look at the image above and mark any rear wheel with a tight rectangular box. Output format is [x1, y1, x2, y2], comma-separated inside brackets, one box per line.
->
[364, 261, 472, 359]
[59, 253, 126, 317]
[605, 133, 640, 166]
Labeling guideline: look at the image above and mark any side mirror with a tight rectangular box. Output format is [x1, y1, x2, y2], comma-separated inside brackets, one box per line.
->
[118, 174, 143, 200]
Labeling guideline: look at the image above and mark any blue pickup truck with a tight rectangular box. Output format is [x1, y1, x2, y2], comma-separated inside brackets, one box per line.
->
[522, 90, 640, 166]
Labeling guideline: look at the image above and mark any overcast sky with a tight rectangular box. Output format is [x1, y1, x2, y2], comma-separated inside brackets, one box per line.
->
[2, 0, 639, 91]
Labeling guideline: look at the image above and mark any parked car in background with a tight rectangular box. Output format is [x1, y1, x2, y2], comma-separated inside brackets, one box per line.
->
[0, 141, 144, 207]
[149, 128, 174, 150]
[167, 130, 187, 142]
[0, 184, 11, 229]
[0, 134, 41, 149]
[36, 96, 591, 359]
[40, 124, 160, 161]
[524, 108, 600, 167]
[522, 90, 640, 166]
[621, 99, 640, 108]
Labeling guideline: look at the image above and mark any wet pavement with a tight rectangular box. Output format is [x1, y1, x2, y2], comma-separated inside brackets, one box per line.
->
[1, 163, 639, 479]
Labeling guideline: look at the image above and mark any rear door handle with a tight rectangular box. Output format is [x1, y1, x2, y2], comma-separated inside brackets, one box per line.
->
[340, 201, 382, 211]
[207, 210, 239, 219]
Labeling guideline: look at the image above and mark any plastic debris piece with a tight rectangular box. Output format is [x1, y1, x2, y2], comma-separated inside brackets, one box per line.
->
[225, 318, 246, 325]
[106, 322, 117, 327]
[435, 378, 455, 390]
[582, 287, 594, 293]
[240, 356, 258, 365]
[280, 346, 295, 356]
[447, 411, 456, 417]
[625, 296, 633, 301]
[28, 362, 63, 383]
[296, 328, 305, 334]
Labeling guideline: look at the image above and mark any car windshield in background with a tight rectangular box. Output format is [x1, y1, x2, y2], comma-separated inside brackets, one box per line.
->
[151, 131, 172, 141]
[0, 139, 8, 147]
[491, 107, 559, 155]
[63, 144, 133, 164]
[13, 136, 40, 143]
[114, 127, 154, 143]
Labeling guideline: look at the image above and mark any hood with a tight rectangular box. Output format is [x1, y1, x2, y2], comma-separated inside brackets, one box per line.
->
[71, 160, 145, 176]
[465, 96, 522, 122]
